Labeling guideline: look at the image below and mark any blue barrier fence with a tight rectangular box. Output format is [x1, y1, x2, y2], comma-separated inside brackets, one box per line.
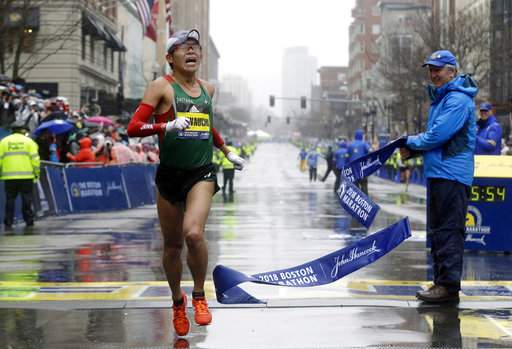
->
[0, 162, 158, 224]
[377, 165, 427, 186]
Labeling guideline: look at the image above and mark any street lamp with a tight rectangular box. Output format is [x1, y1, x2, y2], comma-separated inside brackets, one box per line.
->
[384, 99, 393, 137]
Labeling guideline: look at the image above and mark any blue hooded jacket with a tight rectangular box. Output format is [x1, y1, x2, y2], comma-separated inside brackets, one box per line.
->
[475, 115, 502, 155]
[335, 142, 349, 169]
[347, 129, 371, 163]
[406, 74, 478, 186]
[299, 148, 307, 160]
[307, 149, 319, 168]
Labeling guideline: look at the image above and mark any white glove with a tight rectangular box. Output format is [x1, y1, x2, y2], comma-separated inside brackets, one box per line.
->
[227, 152, 246, 170]
[165, 117, 190, 132]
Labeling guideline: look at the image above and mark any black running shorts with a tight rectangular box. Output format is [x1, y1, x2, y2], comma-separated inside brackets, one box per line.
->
[155, 163, 220, 204]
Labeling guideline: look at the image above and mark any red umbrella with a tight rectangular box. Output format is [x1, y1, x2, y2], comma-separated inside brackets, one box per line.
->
[87, 116, 114, 126]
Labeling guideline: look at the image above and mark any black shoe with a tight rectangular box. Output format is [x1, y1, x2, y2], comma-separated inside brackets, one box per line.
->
[416, 285, 459, 303]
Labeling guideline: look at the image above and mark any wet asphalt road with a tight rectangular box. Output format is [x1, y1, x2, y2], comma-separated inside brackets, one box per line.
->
[1, 142, 512, 348]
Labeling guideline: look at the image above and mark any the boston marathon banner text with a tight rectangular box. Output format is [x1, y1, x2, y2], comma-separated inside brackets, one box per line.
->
[336, 175, 379, 228]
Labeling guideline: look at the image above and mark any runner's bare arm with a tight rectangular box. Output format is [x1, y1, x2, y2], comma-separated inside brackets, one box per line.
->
[127, 78, 173, 137]
[198, 79, 226, 149]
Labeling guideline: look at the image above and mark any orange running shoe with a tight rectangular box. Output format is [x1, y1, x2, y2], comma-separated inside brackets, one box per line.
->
[172, 292, 190, 336]
[192, 296, 212, 325]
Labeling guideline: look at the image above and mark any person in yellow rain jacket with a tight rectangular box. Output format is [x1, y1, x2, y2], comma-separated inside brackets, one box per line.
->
[219, 141, 239, 195]
[0, 121, 40, 230]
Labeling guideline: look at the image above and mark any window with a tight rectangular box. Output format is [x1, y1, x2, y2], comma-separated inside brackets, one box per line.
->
[111, 50, 114, 73]
[388, 35, 412, 67]
[82, 33, 86, 60]
[103, 45, 107, 70]
[90, 39, 95, 63]
[372, 24, 380, 35]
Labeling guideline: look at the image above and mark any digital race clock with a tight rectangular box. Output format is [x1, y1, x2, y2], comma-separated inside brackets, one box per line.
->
[470, 185, 506, 202]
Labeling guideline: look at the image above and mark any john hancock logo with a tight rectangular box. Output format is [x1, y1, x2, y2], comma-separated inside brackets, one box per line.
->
[331, 240, 382, 278]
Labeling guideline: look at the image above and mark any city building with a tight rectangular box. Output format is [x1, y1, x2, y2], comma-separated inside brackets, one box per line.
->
[317, 66, 350, 138]
[168, 0, 210, 80]
[281, 47, 317, 118]
[369, 0, 430, 137]
[117, 0, 157, 106]
[490, 0, 512, 136]
[454, 0, 491, 99]
[208, 37, 220, 83]
[218, 74, 252, 109]
[5, 0, 127, 112]
[347, 0, 381, 102]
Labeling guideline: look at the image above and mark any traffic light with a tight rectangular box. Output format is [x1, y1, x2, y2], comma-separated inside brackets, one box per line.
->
[286, 116, 290, 124]
[269, 95, 275, 107]
[300, 96, 307, 109]
[267, 115, 271, 123]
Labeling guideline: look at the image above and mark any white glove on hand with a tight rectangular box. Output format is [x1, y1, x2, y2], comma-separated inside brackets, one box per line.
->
[227, 152, 246, 170]
[165, 117, 190, 132]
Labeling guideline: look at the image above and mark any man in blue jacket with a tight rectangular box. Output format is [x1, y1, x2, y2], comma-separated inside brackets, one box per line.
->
[400, 50, 478, 303]
[307, 147, 320, 182]
[475, 102, 502, 155]
[348, 129, 371, 194]
[333, 140, 349, 192]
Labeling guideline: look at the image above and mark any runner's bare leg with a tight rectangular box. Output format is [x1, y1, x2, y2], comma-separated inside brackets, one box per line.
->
[157, 191, 185, 302]
[183, 181, 215, 293]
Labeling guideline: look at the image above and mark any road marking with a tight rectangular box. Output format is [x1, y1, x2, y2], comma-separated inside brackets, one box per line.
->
[485, 314, 512, 338]
[1, 280, 512, 302]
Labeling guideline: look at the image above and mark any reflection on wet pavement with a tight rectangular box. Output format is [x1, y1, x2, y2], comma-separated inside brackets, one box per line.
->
[1, 307, 511, 348]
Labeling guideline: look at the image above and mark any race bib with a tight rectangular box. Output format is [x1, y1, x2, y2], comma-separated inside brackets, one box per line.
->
[176, 112, 210, 140]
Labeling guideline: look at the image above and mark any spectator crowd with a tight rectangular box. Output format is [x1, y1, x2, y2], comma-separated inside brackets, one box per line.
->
[1, 80, 159, 165]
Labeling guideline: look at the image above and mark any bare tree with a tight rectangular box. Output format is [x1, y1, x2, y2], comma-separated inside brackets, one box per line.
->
[0, 0, 82, 80]
[414, 10, 491, 92]
[375, 8, 492, 134]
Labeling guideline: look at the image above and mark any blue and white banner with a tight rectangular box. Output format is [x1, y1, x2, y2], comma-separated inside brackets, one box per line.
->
[213, 218, 411, 304]
[336, 175, 379, 228]
[342, 137, 406, 183]
[212, 138, 410, 304]
[65, 167, 129, 212]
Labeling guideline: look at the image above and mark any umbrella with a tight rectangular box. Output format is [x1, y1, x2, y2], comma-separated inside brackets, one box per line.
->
[87, 116, 114, 126]
[34, 119, 74, 137]
[111, 143, 139, 164]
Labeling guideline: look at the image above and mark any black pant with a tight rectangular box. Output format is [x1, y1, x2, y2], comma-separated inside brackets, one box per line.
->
[321, 165, 334, 181]
[223, 168, 235, 194]
[4, 179, 35, 226]
[309, 167, 317, 182]
[334, 169, 342, 192]
[427, 178, 469, 292]
[356, 177, 368, 196]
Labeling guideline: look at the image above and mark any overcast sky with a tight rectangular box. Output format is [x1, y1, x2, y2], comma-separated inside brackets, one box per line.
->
[210, 0, 356, 112]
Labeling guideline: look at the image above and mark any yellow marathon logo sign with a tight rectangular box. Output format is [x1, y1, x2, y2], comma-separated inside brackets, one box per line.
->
[178, 112, 210, 132]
